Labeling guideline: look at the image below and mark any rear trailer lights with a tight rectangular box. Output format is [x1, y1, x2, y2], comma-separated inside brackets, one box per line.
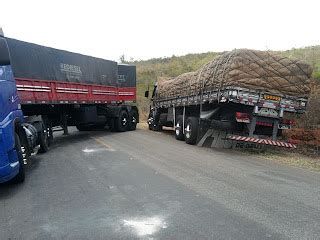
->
[235, 112, 251, 123]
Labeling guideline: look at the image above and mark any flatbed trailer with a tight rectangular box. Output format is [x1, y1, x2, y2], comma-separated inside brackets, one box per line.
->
[146, 59, 309, 149]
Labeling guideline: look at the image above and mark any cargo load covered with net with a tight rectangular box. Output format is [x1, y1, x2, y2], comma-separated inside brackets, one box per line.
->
[157, 49, 313, 100]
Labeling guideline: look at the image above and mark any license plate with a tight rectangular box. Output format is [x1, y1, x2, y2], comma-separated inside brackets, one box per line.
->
[258, 108, 279, 117]
[278, 124, 291, 130]
[264, 94, 281, 102]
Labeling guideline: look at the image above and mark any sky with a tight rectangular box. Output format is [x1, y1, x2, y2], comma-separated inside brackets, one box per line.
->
[0, 0, 319, 62]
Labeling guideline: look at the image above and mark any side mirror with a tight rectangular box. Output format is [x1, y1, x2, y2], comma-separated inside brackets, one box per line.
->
[0, 38, 10, 66]
[144, 90, 149, 98]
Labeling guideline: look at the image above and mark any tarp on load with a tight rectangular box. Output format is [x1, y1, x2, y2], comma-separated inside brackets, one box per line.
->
[157, 49, 313, 99]
[6, 38, 118, 86]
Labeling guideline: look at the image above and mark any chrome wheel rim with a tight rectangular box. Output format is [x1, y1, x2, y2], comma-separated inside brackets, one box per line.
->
[175, 123, 180, 136]
[185, 124, 191, 139]
[122, 117, 127, 126]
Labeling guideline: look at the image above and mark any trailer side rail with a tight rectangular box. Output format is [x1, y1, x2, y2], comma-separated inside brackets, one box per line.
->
[154, 86, 307, 113]
[16, 78, 136, 104]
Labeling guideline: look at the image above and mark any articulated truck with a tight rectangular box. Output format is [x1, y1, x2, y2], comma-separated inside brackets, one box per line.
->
[0, 31, 138, 183]
[146, 49, 311, 149]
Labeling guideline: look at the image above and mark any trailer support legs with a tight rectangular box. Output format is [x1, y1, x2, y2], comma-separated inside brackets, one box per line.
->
[249, 116, 257, 137]
[182, 106, 185, 134]
[62, 113, 69, 135]
[272, 120, 279, 140]
[173, 106, 176, 130]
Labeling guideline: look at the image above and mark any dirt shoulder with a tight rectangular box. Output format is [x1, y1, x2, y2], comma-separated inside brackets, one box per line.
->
[255, 150, 320, 172]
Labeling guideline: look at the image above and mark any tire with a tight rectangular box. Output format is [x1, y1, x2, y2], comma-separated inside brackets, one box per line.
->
[151, 122, 162, 131]
[175, 116, 185, 141]
[185, 117, 199, 145]
[148, 122, 153, 130]
[115, 110, 129, 132]
[129, 109, 138, 131]
[39, 128, 49, 153]
[12, 134, 26, 183]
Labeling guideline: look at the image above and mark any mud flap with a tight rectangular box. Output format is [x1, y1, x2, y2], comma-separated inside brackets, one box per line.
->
[196, 119, 233, 149]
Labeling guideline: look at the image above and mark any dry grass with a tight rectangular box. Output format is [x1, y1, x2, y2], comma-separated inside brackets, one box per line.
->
[137, 122, 149, 130]
[259, 150, 320, 171]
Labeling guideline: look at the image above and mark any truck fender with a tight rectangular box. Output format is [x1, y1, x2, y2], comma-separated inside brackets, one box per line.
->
[22, 123, 38, 150]
[13, 118, 31, 160]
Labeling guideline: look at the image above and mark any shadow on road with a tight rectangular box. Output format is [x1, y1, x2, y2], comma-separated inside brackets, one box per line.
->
[48, 127, 122, 150]
[0, 181, 24, 199]
[0, 154, 42, 197]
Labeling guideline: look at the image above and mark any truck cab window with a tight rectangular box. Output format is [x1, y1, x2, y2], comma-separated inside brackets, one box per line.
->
[0, 38, 10, 66]
[152, 85, 157, 99]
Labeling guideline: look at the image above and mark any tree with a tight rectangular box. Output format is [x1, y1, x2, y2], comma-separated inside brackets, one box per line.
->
[119, 54, 127, 63]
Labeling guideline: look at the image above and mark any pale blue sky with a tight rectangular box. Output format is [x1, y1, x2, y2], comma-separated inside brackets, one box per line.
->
[1, 0, 319, 61]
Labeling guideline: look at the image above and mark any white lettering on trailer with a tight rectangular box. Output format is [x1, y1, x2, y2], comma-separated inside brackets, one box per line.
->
[60, 63, 82, 74]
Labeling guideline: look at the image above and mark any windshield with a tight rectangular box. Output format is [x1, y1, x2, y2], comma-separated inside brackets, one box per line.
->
[0, 37, 10, 66]
[152, 84, 157, 99]
[0, 65, 14, 119]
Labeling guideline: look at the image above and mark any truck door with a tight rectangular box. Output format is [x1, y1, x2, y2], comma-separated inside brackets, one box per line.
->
[0, 37, 19, 123]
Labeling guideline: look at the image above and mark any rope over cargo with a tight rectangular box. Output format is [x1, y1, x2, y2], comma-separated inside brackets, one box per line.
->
[157, 49, 313, 100]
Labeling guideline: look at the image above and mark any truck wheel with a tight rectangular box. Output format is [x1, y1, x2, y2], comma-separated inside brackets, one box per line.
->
[185, 117, 199, 145]
[175, 116, 185, 141]
[39, 129, 49, 153]
[115, 110, 129, 132]
[12, 134, 26, 183]
[129, 109, 138, 131]
[151, 121, 162, 131]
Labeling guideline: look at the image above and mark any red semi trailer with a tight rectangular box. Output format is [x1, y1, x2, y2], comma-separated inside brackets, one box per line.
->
[8, 38, 139, 143]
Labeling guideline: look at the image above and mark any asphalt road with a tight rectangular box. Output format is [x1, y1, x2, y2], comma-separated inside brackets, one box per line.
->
[0, 126, 319, 240]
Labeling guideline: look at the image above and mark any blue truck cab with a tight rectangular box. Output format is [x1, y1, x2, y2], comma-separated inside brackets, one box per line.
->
[0, 30, 26, 183]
